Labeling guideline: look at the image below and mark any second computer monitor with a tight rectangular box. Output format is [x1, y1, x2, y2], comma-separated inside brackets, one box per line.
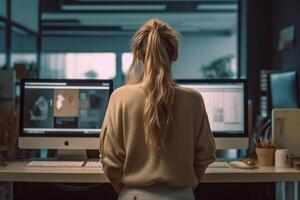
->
[19, 79, 113, 150]
[270, 71, 298, 109]
[177, 79, 248, 149]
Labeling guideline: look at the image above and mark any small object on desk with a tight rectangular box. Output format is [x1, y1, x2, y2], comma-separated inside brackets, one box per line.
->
[272, 109, 300, 158]
[27, 161, 85, 168]
[292, 157, 300, 170]
[256, 147, 276, 166]
[242, 158, 257, 167]
[230, 159, 257, 169]
[208, 161, 230, 168]
[255, 137, 276, 166]
[275, 149, 291, 168]
[293, 161, 300, 170]
[84, 161, 102, 168]
[0, 162, 7, 170]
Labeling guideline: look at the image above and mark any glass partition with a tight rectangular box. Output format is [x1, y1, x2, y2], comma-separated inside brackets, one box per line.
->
[11, 26, 38, 80]
[41, 53, 117, 79]
[41, 0, 239, 83]
[122, 52, 133, 75]
[11, 0, 38, 32]
[0, 21, 5, 68]
[0, 0, 7, 18]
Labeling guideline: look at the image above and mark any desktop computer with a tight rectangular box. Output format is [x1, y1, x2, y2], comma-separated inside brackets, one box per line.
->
[19, 78, 246, 168]
[19, 79, 113, 161]
[177, 79, 248, 150]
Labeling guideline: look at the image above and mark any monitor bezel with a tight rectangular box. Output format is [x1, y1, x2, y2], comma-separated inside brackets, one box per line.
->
[19, 78, 113, 138]
[175, 79, 248, 138]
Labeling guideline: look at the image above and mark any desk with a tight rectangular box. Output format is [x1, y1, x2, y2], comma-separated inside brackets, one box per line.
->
[0, 162, 299, 200]
[0, 162, 299, 183]
[204, 167, 300, 183]
[0, 162, 106, 183]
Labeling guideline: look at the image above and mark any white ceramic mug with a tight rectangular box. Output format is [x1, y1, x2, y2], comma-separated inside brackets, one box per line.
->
[275, 149, 291, 168]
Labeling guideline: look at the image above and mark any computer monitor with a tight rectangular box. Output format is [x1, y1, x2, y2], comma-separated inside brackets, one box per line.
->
[19, 79, 113, 158]
[270, 71, 298, 109]
[176, 79, 248, 149]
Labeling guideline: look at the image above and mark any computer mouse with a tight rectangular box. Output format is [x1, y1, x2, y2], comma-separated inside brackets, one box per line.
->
[242, 158, 257, 167]
[229, 160, 256, 169]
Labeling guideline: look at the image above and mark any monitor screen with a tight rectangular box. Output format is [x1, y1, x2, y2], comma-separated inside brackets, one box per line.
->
[177, 80, 247, 137]
[270, 71, 298, 109]
[19, 79, 113, 137]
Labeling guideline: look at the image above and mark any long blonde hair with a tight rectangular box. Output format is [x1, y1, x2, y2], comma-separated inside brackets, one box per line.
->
[127, 19, 179, 149]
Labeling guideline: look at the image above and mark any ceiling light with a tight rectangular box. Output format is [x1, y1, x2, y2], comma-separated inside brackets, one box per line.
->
[197, 4, 237, 11]
[42, 30, 133, 36]
[121, 24, 140, 31]
[62, 5, 166, 11]
[77, 0, 197, 1]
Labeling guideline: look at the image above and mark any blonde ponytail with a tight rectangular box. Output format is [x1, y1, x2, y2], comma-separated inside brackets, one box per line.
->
[127, 19, 178, 149]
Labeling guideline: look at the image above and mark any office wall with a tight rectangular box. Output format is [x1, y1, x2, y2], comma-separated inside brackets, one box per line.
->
[11, 0, 39, 32]
[0, 23, 5, 67]
[11, 30, 37, 53]
[0, 0, 7, 17]
[246, 0, 300, 118]
[269, 0, 300, 72]
[174, 34, 236, 79]
[246, 0, 272, 117]
[42, 36, 131, 53]
[42, 34, 237, 79]
[0, 24, 5, 51]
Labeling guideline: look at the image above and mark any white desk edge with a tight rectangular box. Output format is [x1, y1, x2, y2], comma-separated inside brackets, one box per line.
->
[0, 162, 300, 183]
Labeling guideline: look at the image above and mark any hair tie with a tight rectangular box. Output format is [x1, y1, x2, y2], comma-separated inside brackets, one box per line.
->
[151, 22, 160, 31]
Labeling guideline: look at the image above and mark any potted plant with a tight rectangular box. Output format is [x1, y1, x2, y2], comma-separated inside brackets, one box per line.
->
[255, 137, 276, 166]
[0, 106, 19, 160]
[201, 55, 235, 78]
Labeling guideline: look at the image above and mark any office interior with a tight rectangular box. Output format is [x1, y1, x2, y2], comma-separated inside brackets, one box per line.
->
[0, 0, 300, 199]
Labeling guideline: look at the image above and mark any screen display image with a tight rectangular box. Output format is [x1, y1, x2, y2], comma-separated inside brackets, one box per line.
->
[21, 80, 112, 136]
[178, 80, 246, 136]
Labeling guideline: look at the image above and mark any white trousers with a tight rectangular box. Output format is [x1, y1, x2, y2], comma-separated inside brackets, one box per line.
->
[118, 184, 195, 200]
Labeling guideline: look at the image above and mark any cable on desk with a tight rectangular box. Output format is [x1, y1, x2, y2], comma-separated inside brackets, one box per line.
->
[87, 150, 100, 159]
[53, 183, 102, 191]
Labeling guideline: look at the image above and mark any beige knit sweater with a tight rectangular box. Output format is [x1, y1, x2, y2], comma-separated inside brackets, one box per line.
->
[100, 84, 215, 188]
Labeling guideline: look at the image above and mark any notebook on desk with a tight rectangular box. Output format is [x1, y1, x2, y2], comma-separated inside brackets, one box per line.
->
[272, 109, 300, 157]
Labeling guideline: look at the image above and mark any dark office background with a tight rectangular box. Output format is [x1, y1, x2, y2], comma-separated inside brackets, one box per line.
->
[247, 0, 300, 117]
[1, 0, 299, 118]
[1, 0, 300, 199]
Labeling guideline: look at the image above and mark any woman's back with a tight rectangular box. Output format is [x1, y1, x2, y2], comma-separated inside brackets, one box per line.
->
[100, 83, 215, 188]
[100, 19, 215, 199]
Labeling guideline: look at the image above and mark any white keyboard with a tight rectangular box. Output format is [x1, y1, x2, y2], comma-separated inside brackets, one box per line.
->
[84, 161, 102, 168]
[208, 161, 230, 168]
[27, 161, 85, 168]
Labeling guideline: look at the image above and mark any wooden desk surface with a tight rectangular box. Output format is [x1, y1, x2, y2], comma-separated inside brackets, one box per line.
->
[204, 167, 300, 183]
[0, 162, 300, 183]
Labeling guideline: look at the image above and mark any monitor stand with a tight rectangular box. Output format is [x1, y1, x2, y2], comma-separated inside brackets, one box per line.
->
[56, 150, 87, 160]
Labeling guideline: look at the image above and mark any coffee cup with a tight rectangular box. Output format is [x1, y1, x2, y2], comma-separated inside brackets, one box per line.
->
[275, 149, 291, 168]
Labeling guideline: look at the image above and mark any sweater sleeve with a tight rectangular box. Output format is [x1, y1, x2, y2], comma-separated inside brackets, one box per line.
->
[194, 100, 216, 182]
[100, 93, 125, 179]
